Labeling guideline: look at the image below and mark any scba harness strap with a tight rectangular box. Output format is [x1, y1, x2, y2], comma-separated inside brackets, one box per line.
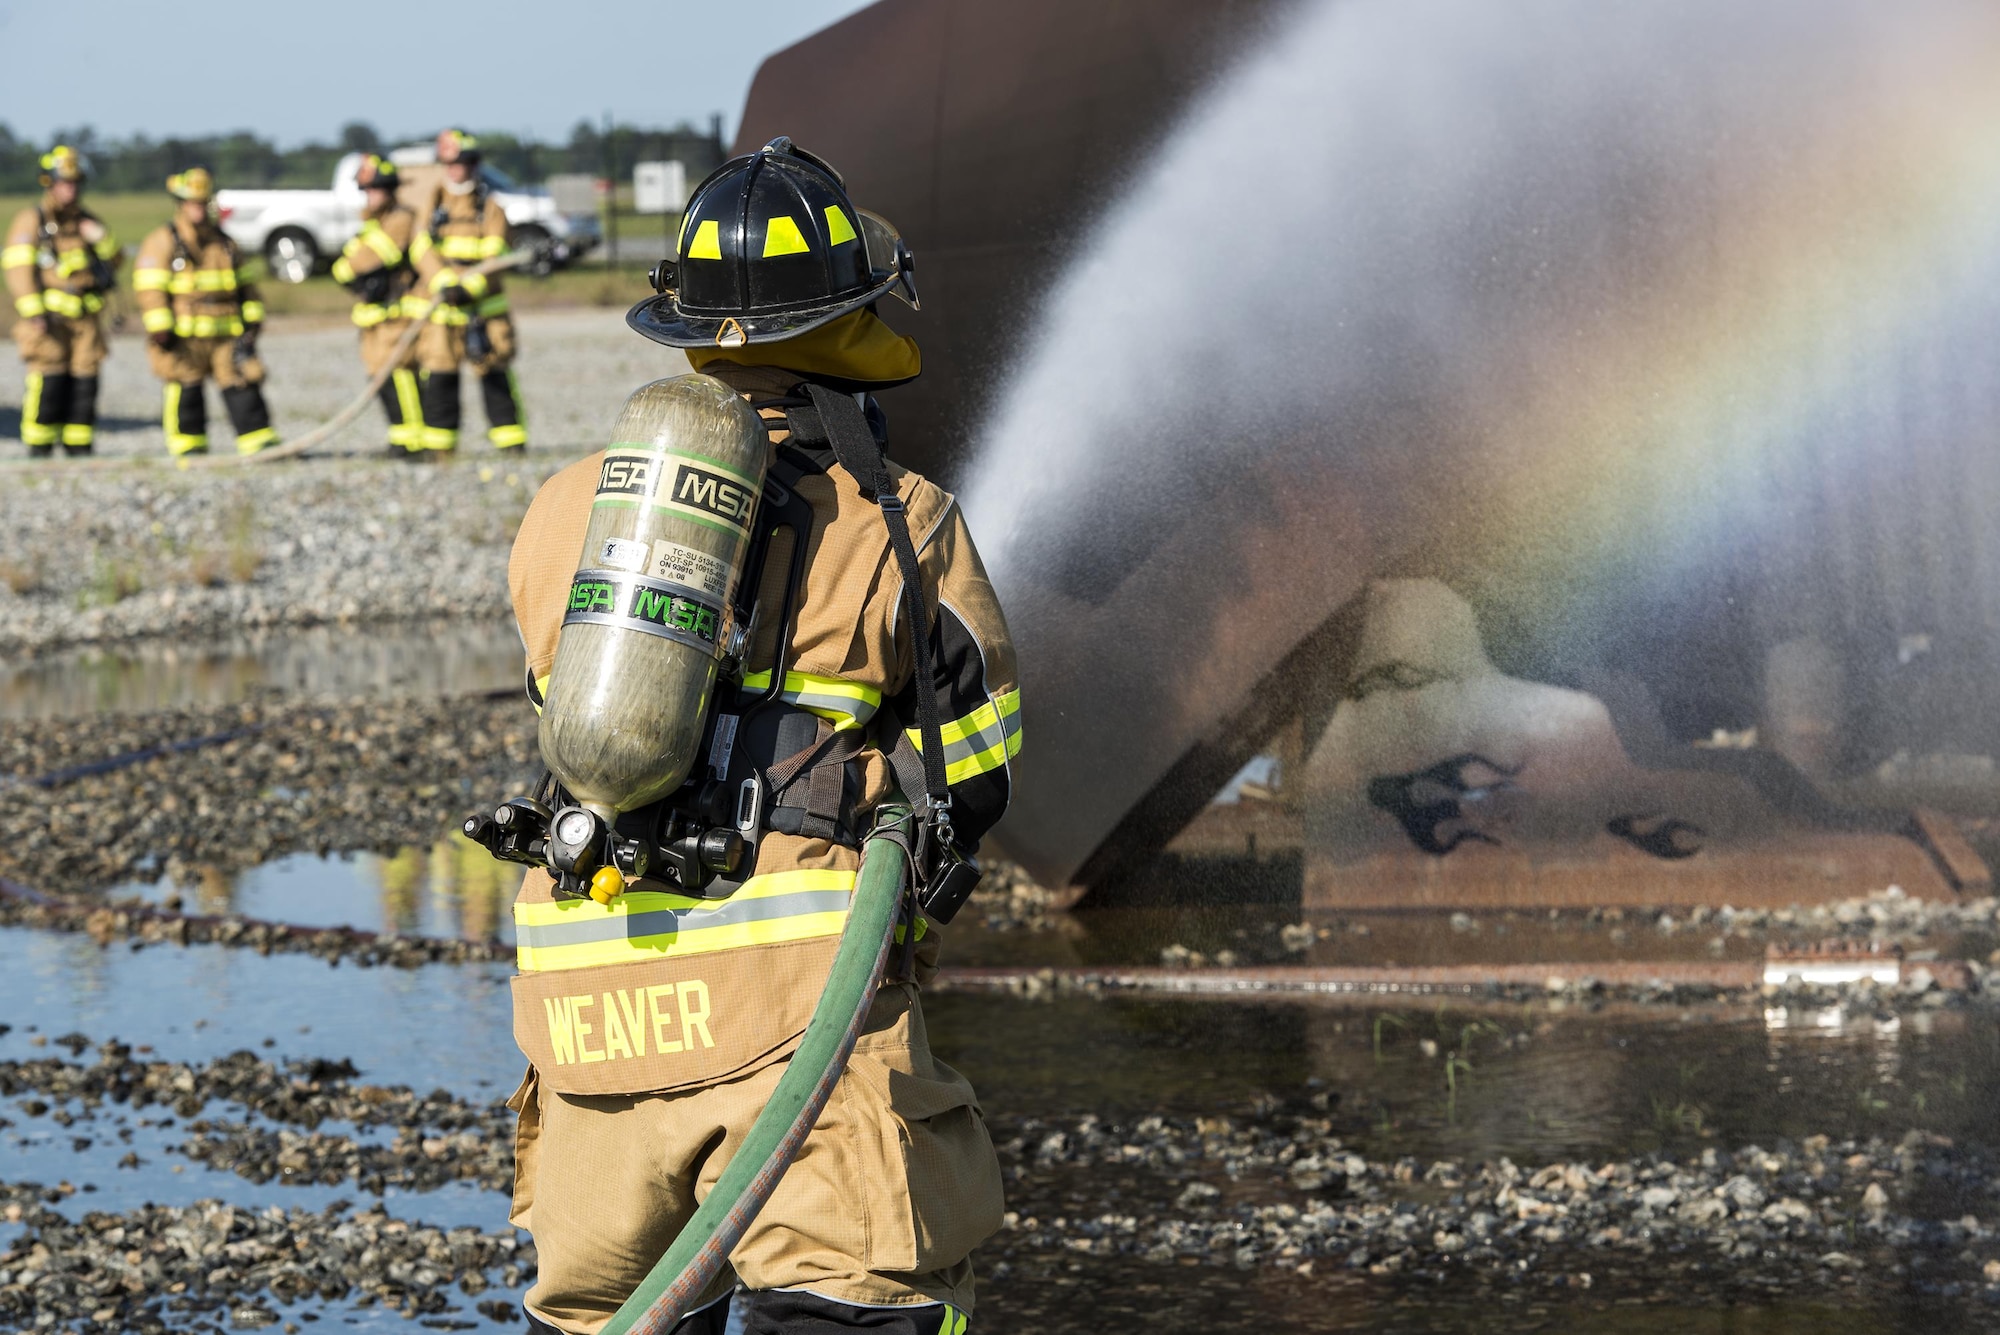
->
[785, 384, 982, 923]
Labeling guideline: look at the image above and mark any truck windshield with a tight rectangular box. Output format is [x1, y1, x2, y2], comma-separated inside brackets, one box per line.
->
[480, 166, 521, 192]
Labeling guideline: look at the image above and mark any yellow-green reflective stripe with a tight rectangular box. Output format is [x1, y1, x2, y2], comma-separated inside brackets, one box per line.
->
[1, 244, 36, 267]
[439, 237, 489, 260]
[94, 238, 118, 260]
[362, 227, 402, 265]
[41, 290, 83, 317]
[133, 269, 169, 291]
[55, 252, 89, 274]
[738, 670, 881, 730]
[240, 301, 266, 323]
[514, 868, 856, 972]
[475, 294, 508, 317]
[141, 306, 174, 332]
[906, 689, 1023, 783]
[15, 293, 46, 317]
[331, 256, 356, 284]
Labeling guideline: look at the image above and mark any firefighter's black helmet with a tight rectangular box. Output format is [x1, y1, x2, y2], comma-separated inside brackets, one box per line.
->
[628, 138, 918, 350]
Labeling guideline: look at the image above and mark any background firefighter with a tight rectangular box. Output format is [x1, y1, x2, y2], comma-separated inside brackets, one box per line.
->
[3, 145, 121, 458]
[133, 168, 278, 457]
[331, 155, 427, 454]
[501, 140, 1020, 1335]
[410, 129, 527, 453]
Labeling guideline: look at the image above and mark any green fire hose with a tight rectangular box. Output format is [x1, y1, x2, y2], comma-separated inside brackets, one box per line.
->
[600, 807, 913, 1335]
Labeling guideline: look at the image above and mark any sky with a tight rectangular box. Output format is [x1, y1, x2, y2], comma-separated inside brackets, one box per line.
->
[0, 0, 875, 148]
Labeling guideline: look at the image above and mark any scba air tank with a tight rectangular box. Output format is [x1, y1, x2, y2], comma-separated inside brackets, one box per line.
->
[538, 374, 769, 823]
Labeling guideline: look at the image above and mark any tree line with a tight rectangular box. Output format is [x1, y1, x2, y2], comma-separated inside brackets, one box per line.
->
[0, 120, 726, 194]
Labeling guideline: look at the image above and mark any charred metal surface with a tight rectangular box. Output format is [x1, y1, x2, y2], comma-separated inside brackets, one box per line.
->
[733, 0, 1284, 482]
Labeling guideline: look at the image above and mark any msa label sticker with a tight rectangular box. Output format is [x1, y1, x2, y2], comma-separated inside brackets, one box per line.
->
[595, 448, 759, 538]
[649, 539, 731, 600]
[599, 537, 649, 573]
[563, 568, 725, 655]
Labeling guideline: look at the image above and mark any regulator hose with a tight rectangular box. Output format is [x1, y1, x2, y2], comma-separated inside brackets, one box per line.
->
[600, 807, 913, 1335]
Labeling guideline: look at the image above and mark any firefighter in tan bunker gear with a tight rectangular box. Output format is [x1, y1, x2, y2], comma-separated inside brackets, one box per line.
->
[504, 141, 1020, 1335]
[133, 168, 278, 456]
[330, 155, 427, 453]
[411, 129, 526, 452]
[5, 145, 121, 457]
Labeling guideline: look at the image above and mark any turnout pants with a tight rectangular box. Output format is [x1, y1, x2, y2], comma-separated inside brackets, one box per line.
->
[361, 320, 425, 452]
[509, 983, 1001, 1334]
[13, 312, 107, 455]
[416, 315, 525, 451]
[148, 336, 277, 457]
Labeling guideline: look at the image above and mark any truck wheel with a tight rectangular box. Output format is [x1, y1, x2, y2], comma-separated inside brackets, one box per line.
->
[508, 225, 557, 276]
[264, 228, 321, 284]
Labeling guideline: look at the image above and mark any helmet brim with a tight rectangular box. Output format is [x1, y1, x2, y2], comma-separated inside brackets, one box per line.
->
[627, 268, 904, 350]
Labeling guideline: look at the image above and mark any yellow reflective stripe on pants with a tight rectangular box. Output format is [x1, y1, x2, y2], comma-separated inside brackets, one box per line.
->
[513, 868, 857, 973]
[236, 428, 276, 456]
[163, 383, 206, 456]
[61, 423, 92, 446]
[738, 670, 882, 731]
[389, 369, 424, 447]
[905, 688, 1023, 784]
[20, 374, 55, 445]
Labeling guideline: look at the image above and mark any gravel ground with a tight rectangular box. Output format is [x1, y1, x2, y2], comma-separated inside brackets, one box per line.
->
[0, 310, 690, 656]
[0, 698, 538, 892]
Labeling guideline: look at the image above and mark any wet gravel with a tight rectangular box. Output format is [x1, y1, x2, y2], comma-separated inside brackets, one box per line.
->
[991, 1106, 2000, 1308]
[0, 698, 538, 893]
[1, 1043, 513, 1198]
[0, 1187, 532, 1332]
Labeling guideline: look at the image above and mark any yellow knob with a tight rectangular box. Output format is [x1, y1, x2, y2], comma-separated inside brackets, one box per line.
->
[589, 866, 626, 905]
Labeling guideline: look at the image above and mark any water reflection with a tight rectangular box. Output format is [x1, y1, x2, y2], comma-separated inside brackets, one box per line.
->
[125, 834, 522, 945]
[0, 617, 525, 720]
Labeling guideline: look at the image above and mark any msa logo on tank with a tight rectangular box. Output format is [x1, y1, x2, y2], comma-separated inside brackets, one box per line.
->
[564, 570, 724, 653]
[595, 447, 758, 537]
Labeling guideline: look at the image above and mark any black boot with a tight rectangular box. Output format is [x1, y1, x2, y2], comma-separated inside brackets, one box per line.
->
[63, 375, 98, 455]
[418, 370, 462, 453]
[222, 384, 277, 455]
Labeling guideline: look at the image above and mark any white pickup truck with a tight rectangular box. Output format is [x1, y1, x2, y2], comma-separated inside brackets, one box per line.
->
[218, 149, 602, 283]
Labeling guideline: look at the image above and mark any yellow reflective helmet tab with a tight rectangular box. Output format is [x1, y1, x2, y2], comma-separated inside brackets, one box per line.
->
[761, 215, 809, 258]
[686, 219, 722, 261]
[824, 206, 858, 246]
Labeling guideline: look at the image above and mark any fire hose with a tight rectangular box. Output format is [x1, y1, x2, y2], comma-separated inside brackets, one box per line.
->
[184, 247, 537, 467]
[599, 807, 911, 1335]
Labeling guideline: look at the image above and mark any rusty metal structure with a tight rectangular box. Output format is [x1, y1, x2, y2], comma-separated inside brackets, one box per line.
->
[735, 0, 2000, 907]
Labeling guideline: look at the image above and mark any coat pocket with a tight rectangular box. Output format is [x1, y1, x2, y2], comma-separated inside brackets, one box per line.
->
[504, 1066, 540, 1231]
[847, 1054, 1006, 1274]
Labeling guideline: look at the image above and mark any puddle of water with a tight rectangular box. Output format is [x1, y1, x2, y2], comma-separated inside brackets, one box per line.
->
[108, 838, 523, 947]
[0, 932, 520, 1098]
[0, 617, 524, 720]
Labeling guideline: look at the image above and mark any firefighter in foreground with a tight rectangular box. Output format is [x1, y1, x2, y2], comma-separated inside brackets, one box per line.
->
[411, 129, 526, 452]
[4, 146, 121, 457]
[133, 169, 278, 456]
[500, 139, 1019, 1334]
[330, 155, 426, 454]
